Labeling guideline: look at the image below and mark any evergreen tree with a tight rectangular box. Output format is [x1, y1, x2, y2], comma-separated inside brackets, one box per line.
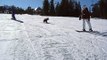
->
[0, 6, 4, 13]
[26, 6, 34, 14]
[42, 0, 81, 17]
[69, 0, 75, 16]
[55, 2, 60, 15]
[99, 0, 105, 18]
[92, 0, 107, 18]
[49, 0, 55, 16]
[74, 1, 81, 17]
[92, 3, 100, 17]
[59, 0, 69, 16]
[17, 7, 25, 14]
[99, 0, 107, 18]
[43, 0, 49, 15]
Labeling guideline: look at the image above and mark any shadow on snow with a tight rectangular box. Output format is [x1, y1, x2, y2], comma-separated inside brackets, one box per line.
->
[12, 19, 24, 23]
[86, 31, 107, 37]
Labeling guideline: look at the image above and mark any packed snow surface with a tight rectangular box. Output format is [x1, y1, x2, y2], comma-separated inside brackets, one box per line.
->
[0, 14, 107, 60]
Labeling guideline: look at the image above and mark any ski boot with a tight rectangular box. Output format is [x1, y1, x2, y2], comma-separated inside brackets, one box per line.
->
[83, 29, 86, 31]
[89, 29, 93, 32]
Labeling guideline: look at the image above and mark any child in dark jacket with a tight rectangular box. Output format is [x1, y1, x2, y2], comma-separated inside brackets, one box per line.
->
[11, 8, 16, 20]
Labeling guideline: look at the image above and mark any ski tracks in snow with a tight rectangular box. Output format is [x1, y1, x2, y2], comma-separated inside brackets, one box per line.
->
[0, 14, 107, 60]
[23, 22, 107, 60]
[22, 16, 107, 60]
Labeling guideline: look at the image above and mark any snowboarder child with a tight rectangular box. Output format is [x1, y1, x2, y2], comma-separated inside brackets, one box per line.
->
[11, 7, 16, 20]
[43, 18, 49, 23]
[79, 5, 93, 31]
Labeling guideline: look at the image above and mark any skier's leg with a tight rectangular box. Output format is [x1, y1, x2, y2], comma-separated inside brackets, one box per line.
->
[13, 15, 16, 20]
[83, 19, 86, 31]
[86, 19, 93, 31]
[12, 13, 16, 20]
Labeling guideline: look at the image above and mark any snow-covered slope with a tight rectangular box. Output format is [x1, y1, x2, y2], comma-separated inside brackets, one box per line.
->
[0, 14, 107, 60]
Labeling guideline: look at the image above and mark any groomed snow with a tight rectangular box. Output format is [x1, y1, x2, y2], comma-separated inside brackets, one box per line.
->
[0, 14, 107, 60]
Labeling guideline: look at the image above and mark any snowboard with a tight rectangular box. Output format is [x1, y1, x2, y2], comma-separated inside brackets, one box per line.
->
[76, 30, 95, 32]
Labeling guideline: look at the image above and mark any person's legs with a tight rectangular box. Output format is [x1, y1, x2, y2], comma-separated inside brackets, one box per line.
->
[12, 15, 16, 20]
[83, 19, 86, 31]
[86, 19, 93, 31]
[12, 13, 16, 20]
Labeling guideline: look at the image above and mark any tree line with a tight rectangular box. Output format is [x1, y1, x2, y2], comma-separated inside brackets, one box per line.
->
[0, 0, 107, 19]
[42, 0, 81, 17]
[92, 0, 107, 19]
[0, 5, 35, 14]
[42, 0, 107, 19]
